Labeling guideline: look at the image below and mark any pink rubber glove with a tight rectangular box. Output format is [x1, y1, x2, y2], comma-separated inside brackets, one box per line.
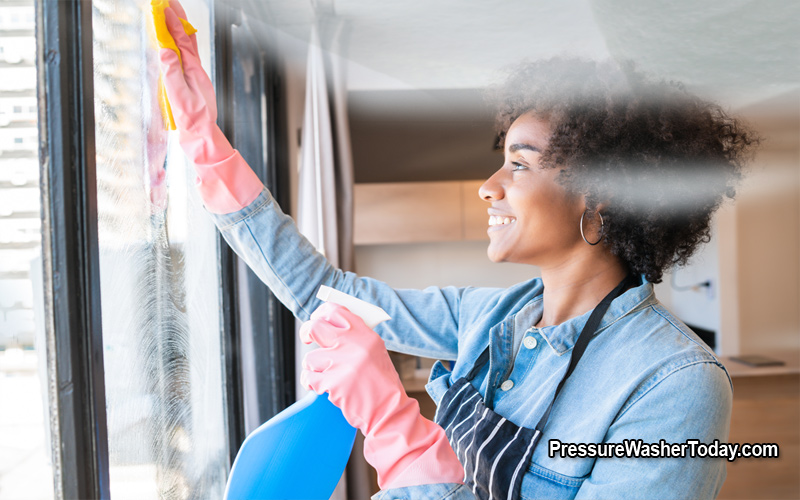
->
[300, 303, 465, 490]
[157, 1, 262, 214]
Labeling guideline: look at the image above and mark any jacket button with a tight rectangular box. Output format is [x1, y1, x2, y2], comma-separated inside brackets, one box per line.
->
[500, 380, 514, 391]
[523, 336, 538, 349]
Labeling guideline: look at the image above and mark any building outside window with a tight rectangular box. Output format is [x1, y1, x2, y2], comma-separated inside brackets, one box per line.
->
[0, 0, 52, 498]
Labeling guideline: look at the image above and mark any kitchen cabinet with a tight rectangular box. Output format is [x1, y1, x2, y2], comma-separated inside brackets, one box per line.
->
[353, 180, 488, 244]
[718, 352, 800, 500]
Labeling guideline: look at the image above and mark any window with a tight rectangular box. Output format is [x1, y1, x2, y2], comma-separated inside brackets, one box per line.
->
[34, 0, 291, 495]
[91, 0, 229, 496]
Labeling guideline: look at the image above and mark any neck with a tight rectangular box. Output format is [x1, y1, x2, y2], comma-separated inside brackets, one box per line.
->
[535, 252, 628, 328]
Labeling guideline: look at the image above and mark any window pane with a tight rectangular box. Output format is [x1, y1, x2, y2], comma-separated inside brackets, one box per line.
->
[0, 0, 55, 498]
[92, 0, 229, 497]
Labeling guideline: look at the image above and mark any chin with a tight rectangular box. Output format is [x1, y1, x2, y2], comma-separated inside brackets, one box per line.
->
[485, 246, 507, 264]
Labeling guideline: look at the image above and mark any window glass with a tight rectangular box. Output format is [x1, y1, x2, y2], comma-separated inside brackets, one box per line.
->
[92, 0, 229, 497]
[0, 0, 55, 498]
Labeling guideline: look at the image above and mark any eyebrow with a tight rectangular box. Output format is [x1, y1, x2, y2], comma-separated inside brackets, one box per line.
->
[508, 143, 541, 153]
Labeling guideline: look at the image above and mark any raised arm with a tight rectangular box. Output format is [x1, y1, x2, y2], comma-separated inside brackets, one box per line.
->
[157, 2, 263, 214]
[209, 187, 476, 359]
[157, 1, 480, 360]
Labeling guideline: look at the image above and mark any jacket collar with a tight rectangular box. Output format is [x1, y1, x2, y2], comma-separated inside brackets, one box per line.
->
[523, 276, 656, 356]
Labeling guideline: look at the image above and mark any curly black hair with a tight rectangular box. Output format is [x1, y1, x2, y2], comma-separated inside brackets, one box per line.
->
[491, 58, 759, 283]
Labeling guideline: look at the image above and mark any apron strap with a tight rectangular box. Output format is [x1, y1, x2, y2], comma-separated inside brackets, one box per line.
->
[465, 344, 491, 381]
[534, 274, 633, 434]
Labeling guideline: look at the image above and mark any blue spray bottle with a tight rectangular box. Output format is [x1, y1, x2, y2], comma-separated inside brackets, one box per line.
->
[224, 286, 391, 499]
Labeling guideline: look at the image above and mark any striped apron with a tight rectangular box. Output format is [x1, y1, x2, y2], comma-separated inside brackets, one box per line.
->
[434, 275, 632, 500]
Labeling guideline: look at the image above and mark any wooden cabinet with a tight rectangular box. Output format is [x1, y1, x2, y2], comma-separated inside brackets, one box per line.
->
[718, 354, 800, 500]
[353, 180, 488, 244]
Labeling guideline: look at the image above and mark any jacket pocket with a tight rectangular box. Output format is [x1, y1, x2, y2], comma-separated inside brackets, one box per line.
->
[519, 462, 587, 500]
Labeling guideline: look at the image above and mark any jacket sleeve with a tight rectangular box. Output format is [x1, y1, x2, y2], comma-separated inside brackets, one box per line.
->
[574, 360, 733, 500]
[210, 188, 474, 360]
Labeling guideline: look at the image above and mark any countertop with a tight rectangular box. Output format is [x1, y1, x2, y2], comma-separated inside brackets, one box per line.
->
[720, 350, 800, 378]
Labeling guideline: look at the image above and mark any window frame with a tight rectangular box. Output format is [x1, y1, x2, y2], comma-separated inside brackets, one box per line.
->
[215, 2, 295, 461]
[36, 0, 111, 497]
[212, 0, 247, 466]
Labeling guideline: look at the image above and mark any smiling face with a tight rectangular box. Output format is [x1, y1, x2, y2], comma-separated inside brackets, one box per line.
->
[479, 112, 586, 266]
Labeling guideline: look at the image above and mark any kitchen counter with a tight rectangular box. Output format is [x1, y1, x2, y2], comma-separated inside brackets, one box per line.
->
[721, 350, 800, 378]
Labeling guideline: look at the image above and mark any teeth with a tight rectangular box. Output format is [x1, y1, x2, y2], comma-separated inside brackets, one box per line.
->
[489, 216, 516, 227]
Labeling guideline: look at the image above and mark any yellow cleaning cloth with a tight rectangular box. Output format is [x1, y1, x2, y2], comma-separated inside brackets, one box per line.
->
[150, 0, 197, 130]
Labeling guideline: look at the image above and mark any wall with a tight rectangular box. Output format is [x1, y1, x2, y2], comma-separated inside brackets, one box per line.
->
[656, 215, 724, 352]
[735, 91, 800, 353]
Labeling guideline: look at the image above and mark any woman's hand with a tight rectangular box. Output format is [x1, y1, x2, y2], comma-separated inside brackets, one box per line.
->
[155, 0, 262, 214]
[300, 302, 406, 431]
[158, 1, 233, 165]
[300, 302, 465, 490]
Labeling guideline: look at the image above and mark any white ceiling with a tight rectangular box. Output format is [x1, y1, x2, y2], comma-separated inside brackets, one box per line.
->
[245, 0, 799, 106]
[329, 0, 611, 90]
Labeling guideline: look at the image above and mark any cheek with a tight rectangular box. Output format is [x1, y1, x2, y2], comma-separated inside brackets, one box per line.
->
[518, 187, 580, 234]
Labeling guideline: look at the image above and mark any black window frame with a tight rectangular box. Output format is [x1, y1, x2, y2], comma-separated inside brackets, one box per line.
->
[214, 0, 295, 464]
[36, 0, 110, 497]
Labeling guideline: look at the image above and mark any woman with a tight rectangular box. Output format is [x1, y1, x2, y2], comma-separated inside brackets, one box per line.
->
[158, 4, 757, 499]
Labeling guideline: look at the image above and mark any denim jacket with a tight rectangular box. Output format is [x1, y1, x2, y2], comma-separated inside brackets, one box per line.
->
[212, 189, 733, 500]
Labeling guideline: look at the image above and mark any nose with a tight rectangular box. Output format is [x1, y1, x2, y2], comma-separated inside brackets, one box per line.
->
[479, 167, 505, 202]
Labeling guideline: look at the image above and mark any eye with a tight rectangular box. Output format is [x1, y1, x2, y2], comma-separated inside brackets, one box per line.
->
[512, 162, 528, 172]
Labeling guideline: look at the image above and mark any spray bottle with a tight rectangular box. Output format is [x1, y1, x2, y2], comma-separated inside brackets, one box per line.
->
[224, 286, 391, 499]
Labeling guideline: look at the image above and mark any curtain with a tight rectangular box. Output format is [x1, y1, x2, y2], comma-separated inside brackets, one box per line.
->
[296, 21, 366, 500]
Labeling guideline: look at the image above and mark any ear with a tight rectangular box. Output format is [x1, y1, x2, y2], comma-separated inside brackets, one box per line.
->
[580, 194, 601, 213]
[582, 193, 610, 214]
[594, 201, 609, 213]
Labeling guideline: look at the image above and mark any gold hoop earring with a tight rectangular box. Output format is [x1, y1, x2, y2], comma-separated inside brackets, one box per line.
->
[580, 210, 604, 246]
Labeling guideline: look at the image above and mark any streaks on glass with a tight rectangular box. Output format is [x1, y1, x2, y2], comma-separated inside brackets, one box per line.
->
[145, 1, 170, 214]
[92, 0, 227, 498]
